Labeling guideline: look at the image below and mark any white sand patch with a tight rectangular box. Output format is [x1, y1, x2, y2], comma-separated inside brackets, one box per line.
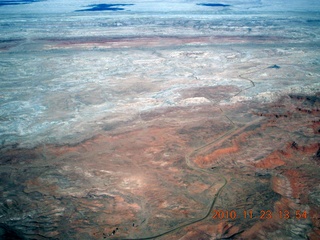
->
[179, 97, 211, 106]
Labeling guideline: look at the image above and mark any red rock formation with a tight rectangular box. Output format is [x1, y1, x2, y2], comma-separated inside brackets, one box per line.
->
[194, 139, 239, 166]
[253, 151, 286, 169]
[311, 120, 320, 134]
[194, 130, 255, 167]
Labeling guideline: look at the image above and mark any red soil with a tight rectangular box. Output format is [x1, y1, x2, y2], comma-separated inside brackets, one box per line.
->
[40, 35, 286, 49]
[194, 130, 255, 167]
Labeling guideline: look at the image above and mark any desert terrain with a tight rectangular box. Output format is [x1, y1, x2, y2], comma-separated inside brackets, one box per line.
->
[0, 1, 320, 239]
